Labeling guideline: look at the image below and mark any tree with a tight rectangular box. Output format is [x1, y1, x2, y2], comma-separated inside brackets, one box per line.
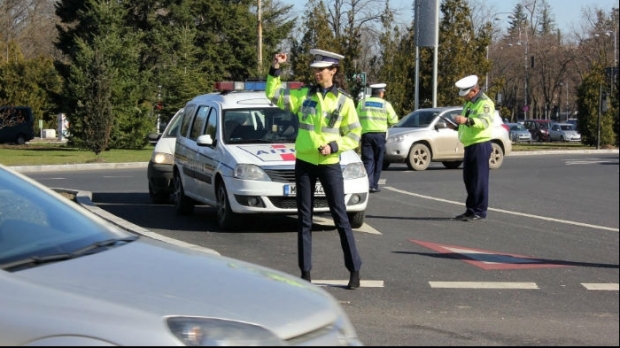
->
[55, 0, 151, 153]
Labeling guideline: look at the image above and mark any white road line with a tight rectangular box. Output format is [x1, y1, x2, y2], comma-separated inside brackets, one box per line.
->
[429, 281, 539, 289]
[581, 283, 619, 291]
[384, 186, 619, 233]
[313, 216, 382, 235]
[313, 280, 385, 288]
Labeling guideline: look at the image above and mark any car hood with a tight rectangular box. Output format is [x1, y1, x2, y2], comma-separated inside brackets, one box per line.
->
[8, 237, 342, 341]
[154, 137, 176, 156]
[227, 143, 361, 166]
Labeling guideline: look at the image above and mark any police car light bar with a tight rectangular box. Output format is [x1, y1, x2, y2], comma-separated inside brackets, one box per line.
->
[214, 81, 304, 91]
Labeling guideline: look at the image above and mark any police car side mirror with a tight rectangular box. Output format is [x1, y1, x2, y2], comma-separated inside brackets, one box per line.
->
[196, 134, 214, 147]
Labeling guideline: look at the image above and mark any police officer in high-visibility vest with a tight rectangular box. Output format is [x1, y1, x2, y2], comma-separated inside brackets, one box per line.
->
[266, 49, 363, 289]
[357, 83, 398, 193]
[448, 75, 494, 221]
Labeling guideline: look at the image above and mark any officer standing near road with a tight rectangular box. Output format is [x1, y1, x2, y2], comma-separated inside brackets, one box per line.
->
[265, 49, 363, 289]
[357, 83, 398, 193]
[448, 74, 494, 221]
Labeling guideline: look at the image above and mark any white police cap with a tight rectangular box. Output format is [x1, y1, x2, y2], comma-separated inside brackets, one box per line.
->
[455, 75, 479, 96]
[369, 83, 386, 92]
[309, 48, 344, 68]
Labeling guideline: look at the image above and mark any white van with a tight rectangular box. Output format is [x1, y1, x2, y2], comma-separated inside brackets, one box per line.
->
[173, 81, 369, 230]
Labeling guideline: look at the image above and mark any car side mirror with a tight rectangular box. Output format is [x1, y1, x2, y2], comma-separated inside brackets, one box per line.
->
[196, 134, 214, 147]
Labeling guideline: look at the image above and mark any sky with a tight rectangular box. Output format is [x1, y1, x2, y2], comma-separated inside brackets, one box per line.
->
[283, 0, 618, 34]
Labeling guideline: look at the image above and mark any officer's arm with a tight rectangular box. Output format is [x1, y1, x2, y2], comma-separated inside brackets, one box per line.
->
[335, 98, 362, 153]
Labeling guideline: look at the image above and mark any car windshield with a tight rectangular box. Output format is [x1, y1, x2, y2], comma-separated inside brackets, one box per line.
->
[560, 124, 574, 131]
[512, 124, 526, 131]
[394, 110, 437, 128]
[224, 108, 298, 144]
[161, 109, 184, 138]
[0, 167, 136, 270]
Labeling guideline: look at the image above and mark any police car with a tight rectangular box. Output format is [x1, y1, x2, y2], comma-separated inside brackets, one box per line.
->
[173, 81, 369, 230]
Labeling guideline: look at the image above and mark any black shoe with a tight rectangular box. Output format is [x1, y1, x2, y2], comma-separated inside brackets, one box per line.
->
[465, 214, 484, 221]
[369, 187, 379, 193]
[301, 271, 311, 282]
[347, 271, 360, 290]
[453, 212, 473, 221]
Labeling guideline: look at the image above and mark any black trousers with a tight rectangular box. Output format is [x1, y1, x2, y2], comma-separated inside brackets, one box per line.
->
[462, 141, 492, 217]
[295, 159, 362, 273]
[361, 132, 386, 189]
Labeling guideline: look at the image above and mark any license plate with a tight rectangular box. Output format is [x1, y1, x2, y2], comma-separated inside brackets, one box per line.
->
[283, 184, 324, 196]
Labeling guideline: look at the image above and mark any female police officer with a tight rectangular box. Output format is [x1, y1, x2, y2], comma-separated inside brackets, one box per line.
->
[266, 49, 362, 289]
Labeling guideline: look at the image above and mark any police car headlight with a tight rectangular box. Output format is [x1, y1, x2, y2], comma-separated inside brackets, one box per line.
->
[342, 162, 366, 180]
[234, 164, 270, 181]
[387, 134, 407, 143]
[151, 152, 174, 165]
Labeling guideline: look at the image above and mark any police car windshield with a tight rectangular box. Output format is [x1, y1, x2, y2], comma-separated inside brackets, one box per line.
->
[223, 108, 297, 144]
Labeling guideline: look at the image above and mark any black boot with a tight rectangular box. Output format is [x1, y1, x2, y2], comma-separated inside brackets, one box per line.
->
[347, 271, 360, 290]
[301, 271, 311, 282]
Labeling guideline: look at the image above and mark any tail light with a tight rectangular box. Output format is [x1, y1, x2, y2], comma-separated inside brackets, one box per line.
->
[501, 124, 509, 132]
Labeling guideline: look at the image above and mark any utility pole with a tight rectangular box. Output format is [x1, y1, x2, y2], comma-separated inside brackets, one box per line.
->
[257, 0, 262, 75]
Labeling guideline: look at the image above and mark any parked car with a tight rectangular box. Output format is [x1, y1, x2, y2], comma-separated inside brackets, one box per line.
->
[523, 119, 552, 142]
[0, 106, 35, 145]
[147, 108, 184, 204]
[506, 122, 532, 143]
[0, 163, 362, 346]
[548, 122, 582, 142]
[173, 81, 369, 230]
[383, 106, 512, 171]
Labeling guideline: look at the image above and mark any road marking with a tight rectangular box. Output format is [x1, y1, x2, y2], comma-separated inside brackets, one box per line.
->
[313, 280, 384, 288]
[429, 281, 539, 289]
[313, 216, 382, 235]
[581, 283, 619, 291]
[385, 186, 619, 233]
[410, 239, 567, 270]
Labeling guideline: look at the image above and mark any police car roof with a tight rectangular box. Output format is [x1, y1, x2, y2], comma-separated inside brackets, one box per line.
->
[187, 91, 273, 109]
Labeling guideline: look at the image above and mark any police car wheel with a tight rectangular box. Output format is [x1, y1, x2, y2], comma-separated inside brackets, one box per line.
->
[149, 182, 170, 204]
[348, 211, 365, 229]
[173, 172, 194, 215]
[215, 181, 238, 230]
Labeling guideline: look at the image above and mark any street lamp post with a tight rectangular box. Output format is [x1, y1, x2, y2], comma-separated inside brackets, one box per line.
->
[508, 15, 529, 120]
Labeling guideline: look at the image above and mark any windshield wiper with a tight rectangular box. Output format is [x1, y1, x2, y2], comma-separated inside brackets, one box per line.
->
[0, 236, 138, 271]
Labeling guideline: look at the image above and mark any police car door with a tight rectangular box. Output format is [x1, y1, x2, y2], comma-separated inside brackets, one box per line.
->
[194, 105, 220, 203]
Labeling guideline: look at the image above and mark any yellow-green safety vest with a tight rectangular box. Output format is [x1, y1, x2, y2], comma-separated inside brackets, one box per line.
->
[356, 96, 399, 133]
[458, 93, 494, 147]
[266, 74, 361, 165]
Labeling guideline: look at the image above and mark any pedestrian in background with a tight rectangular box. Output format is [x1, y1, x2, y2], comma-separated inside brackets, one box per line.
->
[447, 75, 494, 221]
[357, 83, 398, 193]
[265, 49, 363, 289]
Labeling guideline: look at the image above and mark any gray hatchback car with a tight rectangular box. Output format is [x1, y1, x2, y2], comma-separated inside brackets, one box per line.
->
[384, 106, 512, 171]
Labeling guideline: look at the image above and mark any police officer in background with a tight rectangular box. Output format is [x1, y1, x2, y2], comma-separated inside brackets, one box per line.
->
[447, 75, 494, 221]
[266, 49, 363, 289]
[357, 83, 399, 193]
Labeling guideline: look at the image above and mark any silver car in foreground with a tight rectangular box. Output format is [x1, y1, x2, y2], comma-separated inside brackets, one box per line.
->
[0, 164, 362, 346]
[384, 106, 512, 171]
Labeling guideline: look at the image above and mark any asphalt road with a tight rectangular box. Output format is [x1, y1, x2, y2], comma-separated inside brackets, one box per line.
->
[18, 150, 620, 346]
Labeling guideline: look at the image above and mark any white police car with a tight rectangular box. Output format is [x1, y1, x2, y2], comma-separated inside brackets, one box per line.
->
[173, 81, 369, 230]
